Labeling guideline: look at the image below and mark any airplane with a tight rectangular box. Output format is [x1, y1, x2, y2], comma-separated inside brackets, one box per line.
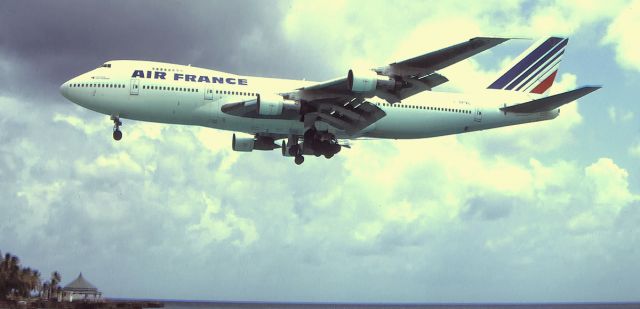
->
[60, 36, 599, 165]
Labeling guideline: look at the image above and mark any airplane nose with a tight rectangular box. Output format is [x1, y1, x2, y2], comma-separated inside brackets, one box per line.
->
[60, 81, 69, 99]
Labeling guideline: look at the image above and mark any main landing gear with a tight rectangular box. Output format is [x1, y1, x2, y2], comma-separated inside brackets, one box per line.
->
[287, 143, 305, 165]
[111, 115, 122, 141]
[288, 128, 342, 165]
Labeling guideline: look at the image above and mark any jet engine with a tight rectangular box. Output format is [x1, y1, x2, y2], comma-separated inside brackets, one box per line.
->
[347, 69, 402, 93]
[232, 133, 279, 152]
[232, 134, 255, 152]
[258, 94, 300, 116]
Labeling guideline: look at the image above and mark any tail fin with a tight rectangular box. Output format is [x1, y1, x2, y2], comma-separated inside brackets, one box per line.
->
[488, 37, 568, 94]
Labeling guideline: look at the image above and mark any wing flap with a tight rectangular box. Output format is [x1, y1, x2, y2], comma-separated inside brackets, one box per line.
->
[307, 97, 386, 135]
[500, 86, 601, 113]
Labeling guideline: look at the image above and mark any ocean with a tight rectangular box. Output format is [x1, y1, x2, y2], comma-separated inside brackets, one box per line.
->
[158, 301, 640, 309]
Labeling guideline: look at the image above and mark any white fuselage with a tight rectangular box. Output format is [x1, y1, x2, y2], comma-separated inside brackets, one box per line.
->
[60, 60, 560, 139]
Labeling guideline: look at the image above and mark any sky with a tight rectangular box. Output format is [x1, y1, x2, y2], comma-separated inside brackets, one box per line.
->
[1, 0, 639, 303]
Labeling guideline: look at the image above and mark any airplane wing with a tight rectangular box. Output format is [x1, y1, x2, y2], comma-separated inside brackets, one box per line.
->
[297, 37, 509, 100]
[384, 37, 510, 76]
[284, 37, 508, 135]
[302, 96, 387, 135]
[221, 37, 508, 136]
[221, 95, 386, 135]
[500, 86, 601, 113]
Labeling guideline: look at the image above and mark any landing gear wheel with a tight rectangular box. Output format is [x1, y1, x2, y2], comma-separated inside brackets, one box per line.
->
[294, 155, 305, 165]
[289, 144, 300, 156]
[111, 115, 123, 141]
[113, 130, 122, 141]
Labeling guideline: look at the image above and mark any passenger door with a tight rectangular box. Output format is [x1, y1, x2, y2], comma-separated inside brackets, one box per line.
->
[130, 79, 139, 95]
[474, 108, 482, 122]
[204, 88, 214, 100]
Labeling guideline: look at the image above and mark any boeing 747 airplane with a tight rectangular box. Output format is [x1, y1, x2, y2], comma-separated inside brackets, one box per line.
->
[60, 37, 599, 164]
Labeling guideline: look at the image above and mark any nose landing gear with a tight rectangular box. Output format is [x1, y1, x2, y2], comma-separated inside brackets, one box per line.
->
[111, 115, 123, 141]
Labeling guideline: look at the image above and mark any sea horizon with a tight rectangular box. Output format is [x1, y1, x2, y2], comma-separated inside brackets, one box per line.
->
[106, 298, 640, 308]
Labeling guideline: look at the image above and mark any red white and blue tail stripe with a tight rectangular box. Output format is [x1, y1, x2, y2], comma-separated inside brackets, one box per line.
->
[488, 37, 568, 94]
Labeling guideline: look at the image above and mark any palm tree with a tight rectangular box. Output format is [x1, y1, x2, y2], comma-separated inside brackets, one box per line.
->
[49, 272, 61, 301]
[31, 270, 41, 297]
[0, 252, 43, 299]
[41, 282, 49, 299]
[0, 252, 6, 299]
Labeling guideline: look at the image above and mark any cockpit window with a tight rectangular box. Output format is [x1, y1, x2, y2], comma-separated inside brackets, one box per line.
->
[101, 63, 112, 68]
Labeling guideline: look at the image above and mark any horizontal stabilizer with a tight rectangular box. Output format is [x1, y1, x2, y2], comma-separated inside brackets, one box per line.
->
[500, 86, 601, 113]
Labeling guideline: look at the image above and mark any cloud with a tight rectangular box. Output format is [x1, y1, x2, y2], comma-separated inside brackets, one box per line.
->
[603, 0, 640, 71]
[630, 141, 640, 158]
[187, 195, 259, 248]
[607, 106, 635, 123]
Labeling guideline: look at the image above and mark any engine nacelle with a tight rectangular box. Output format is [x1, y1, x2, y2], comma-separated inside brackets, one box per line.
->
[348, 69, 403, 93]
[232, 134, 255, 152]
[348, 69, 378, 92]
[258, 94, 300, 116]
[232, 133, 279, 152]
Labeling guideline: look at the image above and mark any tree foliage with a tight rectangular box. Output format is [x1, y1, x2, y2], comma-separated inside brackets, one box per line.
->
[0, 250, 43, 300]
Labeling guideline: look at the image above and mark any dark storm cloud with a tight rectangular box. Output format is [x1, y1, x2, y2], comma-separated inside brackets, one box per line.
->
[0, 0, 331, 100]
